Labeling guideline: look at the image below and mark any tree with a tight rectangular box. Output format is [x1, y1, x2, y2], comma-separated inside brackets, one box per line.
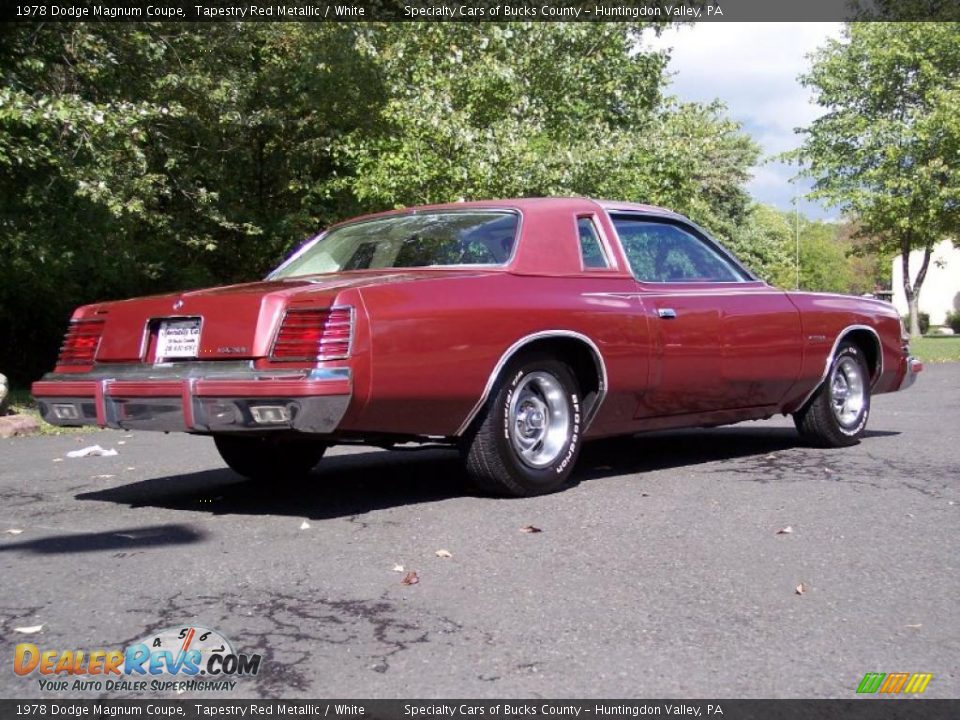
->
[729, 203, 795, 285]
[837, 220, 895, 296]
[336, 24, 758, 242]
[793, 23, 960, 336]
[0, 23, 380, 383]
[795, 218, 854, 294]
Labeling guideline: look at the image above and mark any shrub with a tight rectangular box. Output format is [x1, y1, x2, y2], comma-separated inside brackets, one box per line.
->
[902, 313, 930, 335]
[945, 310, 960, 334]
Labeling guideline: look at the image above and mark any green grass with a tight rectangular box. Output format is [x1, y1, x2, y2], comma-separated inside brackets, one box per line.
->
[910, 335, 960, 363]
[5, 387, 100, 435]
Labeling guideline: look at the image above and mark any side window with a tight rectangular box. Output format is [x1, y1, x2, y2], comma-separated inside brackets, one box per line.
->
[610, 217, 746, 283]
[577, 217, 611, 269]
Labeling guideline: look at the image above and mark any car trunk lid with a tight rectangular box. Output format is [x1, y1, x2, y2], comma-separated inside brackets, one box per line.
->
[85, 270, 490, 363]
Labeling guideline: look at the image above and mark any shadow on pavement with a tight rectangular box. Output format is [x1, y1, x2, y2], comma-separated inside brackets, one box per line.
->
[577, 426, 899, 480]
[78, 448, 469, 520]
[0, 524, 204, 555]
[76, 426, 900, 520]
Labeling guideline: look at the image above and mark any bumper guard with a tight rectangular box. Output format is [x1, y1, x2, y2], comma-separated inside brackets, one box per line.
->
[31, 363, 350, 434]
[898, 356, 923, 391]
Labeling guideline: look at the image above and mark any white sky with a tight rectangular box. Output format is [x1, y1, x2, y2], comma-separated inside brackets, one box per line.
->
[647, 22, 845, 220]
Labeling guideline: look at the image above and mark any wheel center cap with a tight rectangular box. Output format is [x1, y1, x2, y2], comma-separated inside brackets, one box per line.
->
[527, 410, 545, 430]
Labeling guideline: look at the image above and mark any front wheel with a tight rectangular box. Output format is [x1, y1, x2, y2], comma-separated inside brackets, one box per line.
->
[464, 354, 582, 497]
[793, 341, 871, 447]
[214, 435, 326, 481]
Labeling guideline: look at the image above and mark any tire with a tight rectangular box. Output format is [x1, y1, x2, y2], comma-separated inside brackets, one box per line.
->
[213, 435, 326, 481]
[465, 353, 583, 497]
[793, 341, 871, 447]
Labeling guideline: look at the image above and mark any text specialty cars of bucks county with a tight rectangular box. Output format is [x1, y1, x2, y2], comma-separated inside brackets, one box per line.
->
[33, 197, 922, 496]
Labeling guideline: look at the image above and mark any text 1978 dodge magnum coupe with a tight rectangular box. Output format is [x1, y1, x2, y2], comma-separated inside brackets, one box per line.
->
[33, 198, 922, 496]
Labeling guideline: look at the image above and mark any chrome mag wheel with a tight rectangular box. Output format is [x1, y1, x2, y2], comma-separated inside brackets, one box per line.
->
[830, 355, 866, 428]
[508, 371, 572, 468]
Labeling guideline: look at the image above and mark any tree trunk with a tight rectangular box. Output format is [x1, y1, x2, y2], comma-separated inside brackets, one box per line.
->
[902, 242, 933, 338]
[907, 295, 921, 337]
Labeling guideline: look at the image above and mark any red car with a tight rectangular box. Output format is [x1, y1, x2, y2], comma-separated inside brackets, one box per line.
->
[33, 198, 921, 496]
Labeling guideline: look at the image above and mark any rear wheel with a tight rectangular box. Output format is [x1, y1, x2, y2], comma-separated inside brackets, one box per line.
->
[793, 341, 871, 447]
[465, 354, 582, 497]
[213, 435, 326, 481]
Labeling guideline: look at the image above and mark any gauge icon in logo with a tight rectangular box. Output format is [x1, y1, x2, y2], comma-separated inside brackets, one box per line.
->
[129, 626, 234, 676]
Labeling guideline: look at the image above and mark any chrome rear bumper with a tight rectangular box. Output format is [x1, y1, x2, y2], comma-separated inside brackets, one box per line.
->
[32, 364, 350, 434]
[898, 356, 922, 391]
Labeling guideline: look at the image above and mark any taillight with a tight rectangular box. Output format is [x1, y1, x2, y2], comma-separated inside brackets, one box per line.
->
[57, 319, 105, 366]
[270, 307, 353, 362]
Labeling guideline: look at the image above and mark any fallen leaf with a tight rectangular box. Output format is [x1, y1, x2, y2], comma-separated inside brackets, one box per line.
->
[795, 583, 807, 595]
[823, 467, 834, 474]
[519, 525, 542, 534]
[401, 571, 419, 585]
[905, 623, 923, 629]
[91, 474, 116, 480]
[392, 564, 405, 573]
[52, 458, 63, 463]
[764, 454, 777, 460]
[776, 526, 794, 535]
[299, 521, 311, 530]
[5, 529, 23, 535]
[117, 441, 126, 446]
[434, 549, 452, 558]
[641, 492, 651, 497]
[14, 625, 43, 634]
[125, 467, 136, 471]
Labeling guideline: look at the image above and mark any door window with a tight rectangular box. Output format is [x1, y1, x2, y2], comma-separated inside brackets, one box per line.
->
[610, 216, 748, 283]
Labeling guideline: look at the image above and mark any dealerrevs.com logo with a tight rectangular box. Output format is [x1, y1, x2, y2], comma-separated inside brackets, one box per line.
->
[14, 625, 262, 693]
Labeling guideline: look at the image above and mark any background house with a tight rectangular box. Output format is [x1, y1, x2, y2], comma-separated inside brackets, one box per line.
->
[892, 239, 960, 327]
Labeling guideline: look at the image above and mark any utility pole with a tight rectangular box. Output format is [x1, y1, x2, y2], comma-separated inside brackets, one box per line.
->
[795, 194, 800, 290]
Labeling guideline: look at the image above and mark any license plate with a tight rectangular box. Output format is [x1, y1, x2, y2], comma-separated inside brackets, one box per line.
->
[156, 319, 201, 360]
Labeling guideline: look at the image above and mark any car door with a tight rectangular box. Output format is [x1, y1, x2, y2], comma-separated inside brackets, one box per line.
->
[608, 214, 802, 418]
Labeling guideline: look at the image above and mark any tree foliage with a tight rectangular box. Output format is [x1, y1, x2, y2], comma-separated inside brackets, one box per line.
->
[729, 203, 795, 285]
[1, 22, 762, 384]
[734, 204, 872, 293]
[792, 22, 960, 336]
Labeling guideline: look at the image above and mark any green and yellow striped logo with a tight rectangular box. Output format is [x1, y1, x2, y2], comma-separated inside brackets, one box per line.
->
[857, 672, 933, 694]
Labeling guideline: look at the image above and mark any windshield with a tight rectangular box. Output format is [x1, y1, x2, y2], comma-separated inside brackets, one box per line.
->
[271, 211, 519, 278]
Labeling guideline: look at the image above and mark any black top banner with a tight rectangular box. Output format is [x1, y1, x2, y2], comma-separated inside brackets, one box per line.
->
[2, 0, 959, 22]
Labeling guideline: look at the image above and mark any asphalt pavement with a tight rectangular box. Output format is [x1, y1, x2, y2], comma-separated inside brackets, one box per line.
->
[1, 364, 957, 699]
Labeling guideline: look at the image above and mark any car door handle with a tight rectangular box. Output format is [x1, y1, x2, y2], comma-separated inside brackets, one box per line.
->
[657, 308, 677, 319]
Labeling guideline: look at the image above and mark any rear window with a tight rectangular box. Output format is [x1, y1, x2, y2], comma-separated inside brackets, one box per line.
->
[271, 211, 519, 278]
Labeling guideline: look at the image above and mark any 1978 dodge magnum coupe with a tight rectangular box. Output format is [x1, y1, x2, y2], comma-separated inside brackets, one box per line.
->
[33, 198, 922, 496]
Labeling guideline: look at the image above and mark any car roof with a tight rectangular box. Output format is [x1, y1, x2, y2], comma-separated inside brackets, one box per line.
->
[319, 197, 713, 278]
[328, 197, 683, 229]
